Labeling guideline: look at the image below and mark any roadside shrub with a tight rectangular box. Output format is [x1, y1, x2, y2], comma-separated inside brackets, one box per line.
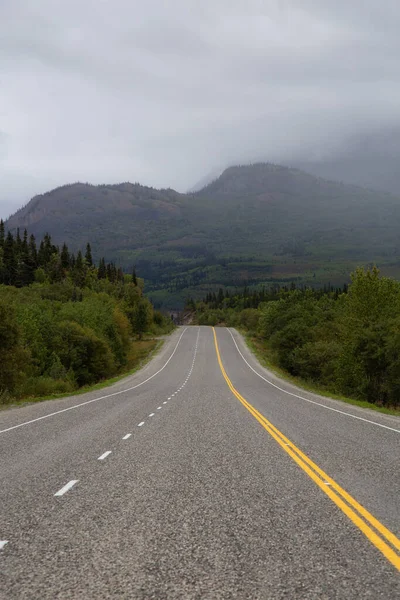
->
[237, 308, 260, 332]
[16, 376, 75, 399]
[54, 320, 116, 386]
[290, 339, 341, 385]
[0, 299, 30, 394]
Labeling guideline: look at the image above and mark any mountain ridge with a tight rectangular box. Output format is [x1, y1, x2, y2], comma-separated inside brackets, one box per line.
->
[5, 162, 400, 307]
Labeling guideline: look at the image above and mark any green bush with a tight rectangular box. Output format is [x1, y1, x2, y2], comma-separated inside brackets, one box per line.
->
[54, 320, 116, 386]
[0, 300, 30, 394]
[17, 376, 75, 399]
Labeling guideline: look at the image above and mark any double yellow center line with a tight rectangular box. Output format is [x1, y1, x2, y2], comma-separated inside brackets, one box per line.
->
[213, 327, 400, 571]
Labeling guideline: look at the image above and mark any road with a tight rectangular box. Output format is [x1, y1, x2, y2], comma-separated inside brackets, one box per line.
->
[0, 326, 399, 599]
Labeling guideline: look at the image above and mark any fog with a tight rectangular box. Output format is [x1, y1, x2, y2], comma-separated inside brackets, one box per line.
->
[1, 0, 400, 217]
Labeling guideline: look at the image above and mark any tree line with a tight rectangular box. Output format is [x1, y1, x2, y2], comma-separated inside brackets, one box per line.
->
[0, 219, 135, 288]
[0, 222, 174, 404]
[194, 270, 399, 408]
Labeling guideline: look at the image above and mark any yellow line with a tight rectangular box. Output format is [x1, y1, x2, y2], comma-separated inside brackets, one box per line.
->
[212, 327, 400, 572]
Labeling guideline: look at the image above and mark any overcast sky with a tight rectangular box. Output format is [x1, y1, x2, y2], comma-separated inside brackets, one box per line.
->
[1, 0, 400, 218]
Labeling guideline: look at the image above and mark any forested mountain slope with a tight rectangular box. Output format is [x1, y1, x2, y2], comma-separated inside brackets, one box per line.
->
[6, 164, 400, 307]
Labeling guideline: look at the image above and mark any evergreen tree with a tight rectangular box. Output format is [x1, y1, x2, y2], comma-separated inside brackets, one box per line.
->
[97, 257, 106, 279]
[16, 229, 34, 287]
[73, 250, 86, 287]
[48, 253, 63, 283]
[0, 220, 4, 248]
[15, 228, 22, 256]
[85, 243, 93, 267]
[60, 243, 70, 270]
[75, 250, 83, 271]
[38, 233, 56, 267]
[3, 231, 17, 285]
[28, 235, 37, 268]
[132, 266, 137, 286]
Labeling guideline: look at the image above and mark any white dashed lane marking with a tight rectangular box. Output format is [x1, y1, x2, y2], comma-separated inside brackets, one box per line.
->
[0, 541, 9, 550]
[98, 451, 112, 461]
[54, 480, 79, 497]
[124, 329, 199, 453]
[0, 327, 189, 436]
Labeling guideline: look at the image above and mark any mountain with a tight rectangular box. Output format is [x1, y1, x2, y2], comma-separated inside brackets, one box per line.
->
[6, 164, 400, 307]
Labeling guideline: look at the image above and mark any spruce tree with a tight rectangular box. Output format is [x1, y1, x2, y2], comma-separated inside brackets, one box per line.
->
[75, 250, 83, 271]
[15, 228, 22, 255]
[28, 235, 37, 268]
[0, 220, 4, 248]
[3, 231, 17, 285]
[97, 257, 106, 279]
[60, 243, 70, 270]
[73, 251, 85, 287]
[85, 243, 93, 267]
[16, 229, 33, 287]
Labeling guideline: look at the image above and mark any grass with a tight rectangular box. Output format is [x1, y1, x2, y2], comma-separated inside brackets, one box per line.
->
[243, 333, 400, 417]
[1, 338, 164, 410]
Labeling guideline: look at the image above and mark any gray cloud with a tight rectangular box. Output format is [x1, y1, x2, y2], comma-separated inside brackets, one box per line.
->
[1, 0, 400, 217]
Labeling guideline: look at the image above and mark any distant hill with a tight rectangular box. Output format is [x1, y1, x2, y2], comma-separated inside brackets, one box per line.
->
[6, 163, 400, 308]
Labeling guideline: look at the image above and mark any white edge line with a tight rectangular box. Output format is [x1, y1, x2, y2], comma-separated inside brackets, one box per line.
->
[54, 480, 78, 496]
[0, 328, 188, 434]
[0, 541, 9, 550]
[122, 433, 131, 439]
[228, 329, 400, 434]
[98, 451, 112, 460]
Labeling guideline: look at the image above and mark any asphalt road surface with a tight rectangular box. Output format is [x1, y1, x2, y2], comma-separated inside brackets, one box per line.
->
[1, 326, 399, 599]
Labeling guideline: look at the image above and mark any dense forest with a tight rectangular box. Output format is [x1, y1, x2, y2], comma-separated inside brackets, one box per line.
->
[194, 269, 400, 409]
[0, 221, 174, 404]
